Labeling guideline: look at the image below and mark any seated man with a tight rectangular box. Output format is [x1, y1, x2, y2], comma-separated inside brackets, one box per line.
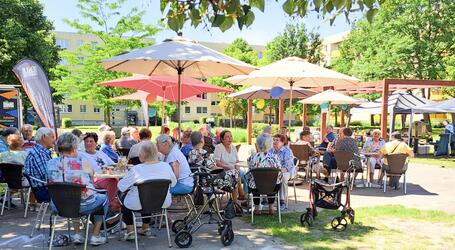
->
[295, 130, 326, 178]
[128, 128, 152, 164]
[24, 127, 56, 202]
[319, 125, 335, 149]
[379, 132, 414, 189]
[21, 124, 36, 151]
[156, 134, 194, 195]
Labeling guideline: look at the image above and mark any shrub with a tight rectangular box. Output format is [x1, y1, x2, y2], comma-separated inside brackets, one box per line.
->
[230, 128, 247, 143]
[62, 118, 72, 128]
[349, 120, 363, 126]
[193, 120, 199, 124]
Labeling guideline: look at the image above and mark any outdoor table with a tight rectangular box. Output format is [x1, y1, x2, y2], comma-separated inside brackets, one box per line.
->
[94, 171, 127, 179]
[358, 152, 381, 188]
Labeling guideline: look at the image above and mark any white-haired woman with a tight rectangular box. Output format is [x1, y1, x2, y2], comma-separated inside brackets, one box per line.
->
[47, 132, 108, 246]
[117, 141, 176, 240]
[245, 134, 282, 215]
[362, 129, 385, 183]
[100, 131, 118, 163]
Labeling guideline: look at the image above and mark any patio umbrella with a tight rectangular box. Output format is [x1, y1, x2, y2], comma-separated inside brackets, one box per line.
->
[226, 56, 359, 128]
[99, 36, 257, 136]
[99, 74, 231, 126]
[299, 89, 363, 105]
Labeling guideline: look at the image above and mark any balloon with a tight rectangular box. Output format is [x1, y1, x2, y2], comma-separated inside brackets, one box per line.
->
[320, 102, 329, 109]
[256, 99, 265, 109]
[270, 86, 284, 98]
[341, 104, 349, 111]
[146, 94, 157, 103]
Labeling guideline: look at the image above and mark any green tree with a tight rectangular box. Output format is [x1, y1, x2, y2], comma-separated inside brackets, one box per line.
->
[159, 0, 383, 33]
[51, 0, 159, 125]
[0, 0, 60, 110]
[223, 38, 259, 66]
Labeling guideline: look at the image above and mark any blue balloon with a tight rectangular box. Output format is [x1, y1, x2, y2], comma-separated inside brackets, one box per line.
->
[320, 102, 329, 109]
[270, 86, 284, 98]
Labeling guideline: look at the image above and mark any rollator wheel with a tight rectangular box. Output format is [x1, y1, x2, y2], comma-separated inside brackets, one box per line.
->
[172, 219, 187, 233]
[331, 216, 348, 232]
[300, 212, 313, 227]
[175, 231, 192, 248]
[220, 226, 234, 246]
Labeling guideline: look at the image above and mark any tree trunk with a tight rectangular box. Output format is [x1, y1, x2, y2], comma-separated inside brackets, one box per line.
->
[370, 114, 375, 126]
[334, 112, 338, 127]
[401, 114, 407, 129]
[423, 113, 432, 132]
[451, 113, 455, 124]
[230, 116, 233, 128]
[104, 107, 111, 126]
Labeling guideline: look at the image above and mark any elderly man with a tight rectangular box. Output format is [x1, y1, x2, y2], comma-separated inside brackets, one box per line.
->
[320, 125, 335, 149]
[128, 128, 152, 162]
[379, 132, 414, 189]
[21, 124, 36, 150]
[24, 127, 55, 201]
[156, 134, 193, 195]
[268, 134, 295, 210]
[115, 127, 137, 151]
[262, 126, 273, 135]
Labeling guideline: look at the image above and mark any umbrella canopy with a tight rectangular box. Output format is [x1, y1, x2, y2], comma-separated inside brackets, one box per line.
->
[350, 91, 432, 115]
[225, 57, 359, 88]
[99, 36, 256, 136]
[227, 86, 316, 99]
[412, 98, 455, 114]
[299, 89, 363, 105]
[99, 75, 230, 102]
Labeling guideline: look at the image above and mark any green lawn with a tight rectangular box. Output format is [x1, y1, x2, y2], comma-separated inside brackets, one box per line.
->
[410, 157, 455, 169]
[244, 205, 455, 249]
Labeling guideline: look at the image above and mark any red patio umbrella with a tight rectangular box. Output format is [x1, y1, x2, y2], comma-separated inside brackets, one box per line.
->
[99, 75, 230, 125]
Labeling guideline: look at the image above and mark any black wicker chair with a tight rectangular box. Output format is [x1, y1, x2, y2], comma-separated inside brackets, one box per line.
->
[249, 168, 281, 224]
[0, 163, 27, 216]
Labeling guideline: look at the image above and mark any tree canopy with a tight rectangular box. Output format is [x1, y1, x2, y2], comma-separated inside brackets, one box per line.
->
[159, 0, 383, 33]
[51, 0, 159, 124]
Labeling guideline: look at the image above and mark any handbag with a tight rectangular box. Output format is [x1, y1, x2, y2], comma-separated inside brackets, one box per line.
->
[224, 198, 236, 219]
[193, 185, 204, 206]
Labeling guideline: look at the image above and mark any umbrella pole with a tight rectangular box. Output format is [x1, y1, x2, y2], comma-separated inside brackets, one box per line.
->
[288, 81, 294, 136]
[177, 64, 183, 142]
[269, 97, 272, 125]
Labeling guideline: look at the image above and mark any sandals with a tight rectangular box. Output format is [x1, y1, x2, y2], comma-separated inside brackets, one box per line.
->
[123, 231, 135, 241]
[138, 228, 152, 236]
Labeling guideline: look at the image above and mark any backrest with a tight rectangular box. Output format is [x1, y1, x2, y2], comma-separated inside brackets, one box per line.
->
[23, 173, 49, 203]
[334, 151, 354, 171]
[135, 179, 171, 213]
[129, 156, 141, 165]
[386, 154, 408, 174]
[118, 148, 130, 157]
[250, 168, 280, 194]
[0, 163, 24, 189]
[290, 144, 310, 161]
[48, 182, 84, 218]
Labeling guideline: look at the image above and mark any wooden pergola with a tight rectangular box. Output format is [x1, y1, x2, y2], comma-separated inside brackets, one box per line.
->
[325, 79, 455, 137]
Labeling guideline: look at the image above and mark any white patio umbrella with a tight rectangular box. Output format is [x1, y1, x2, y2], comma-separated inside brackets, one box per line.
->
[227, 85, 316, 99]
[100, 36, 257, 136]
[299, 89, 363, 105]
[226, 57, 359, 128]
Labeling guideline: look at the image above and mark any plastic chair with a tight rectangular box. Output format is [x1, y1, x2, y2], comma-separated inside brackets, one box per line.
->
[285, 158, 299, 207]
[48, 182, 107, 250]
[333, 151, 362, 189]
[289, 144, 313, 180]
[0, 163, 27, 216]
[23, 173, 50, 237]
[249, 168, 281, 224]
[383, 154, 409, 194]
[131, 179, 172, 249]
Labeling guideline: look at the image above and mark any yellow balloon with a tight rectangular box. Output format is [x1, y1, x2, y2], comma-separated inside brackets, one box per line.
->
[256, 99, 265, 109]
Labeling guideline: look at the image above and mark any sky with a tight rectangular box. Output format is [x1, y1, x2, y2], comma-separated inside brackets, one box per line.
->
[39, 0, 361, 46]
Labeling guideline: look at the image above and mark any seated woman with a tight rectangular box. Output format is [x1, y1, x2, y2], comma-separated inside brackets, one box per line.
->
[100, 131, 118, 163]
[0, 134, 28, 165]
[245, 134, 282, 215]
[214, 130, 246, 203]
[79, 133, 119, 211]
[362, 129, 385, 183]
[156, 134, 194, 195]
[188, 131, 216, 170]
[117, 142, 176, 240]
[47, 133, 108, 246]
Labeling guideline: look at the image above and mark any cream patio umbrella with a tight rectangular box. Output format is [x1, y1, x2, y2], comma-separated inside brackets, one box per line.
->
[225, 57, 359, 129]
[299, 89, 363, 105]
[99, 36, 257, 137]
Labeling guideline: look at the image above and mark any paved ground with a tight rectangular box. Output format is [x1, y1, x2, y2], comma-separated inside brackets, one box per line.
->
[0, 163, 453, 249]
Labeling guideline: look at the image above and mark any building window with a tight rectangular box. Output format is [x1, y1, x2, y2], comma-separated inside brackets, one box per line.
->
[196, 93, 208, 99]
[91, 41, 98, 49]
[196, 107, 207, 114]
[93, 106, 100, 113]
[211, 101, 220, 106]
[185, 107, 190, 113]
[76, 40, 84, 47]
[56, 39, 69, 49]
[60, 105, 72, 113]
[80, 105, 87, 113]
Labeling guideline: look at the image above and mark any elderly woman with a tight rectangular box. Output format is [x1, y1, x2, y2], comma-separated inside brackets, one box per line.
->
[188, 131, 215, 169]
[362, 129, 385, 183]
[246, 134, 282, 215]
[117, 142, 176, 240]
[156, 134, 193, 195]
[100, 131, 119, 163]
[267, 134, 295, 210]
[0, 134, 28, 165]
[214, 130, 245, 203]
[79, 133, 119, 211]
[47, 133, 108, 246]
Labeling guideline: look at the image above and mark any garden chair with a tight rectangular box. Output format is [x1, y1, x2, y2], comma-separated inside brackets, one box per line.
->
[249, 168, 281, 224]
[0, 163, 28, 216]
[23, 173, 50, 237]
[383, 154, 409, 194]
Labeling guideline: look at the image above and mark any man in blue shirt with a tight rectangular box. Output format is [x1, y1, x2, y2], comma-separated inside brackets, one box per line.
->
[443, 120, 455, 152]
[319, 125, 335, 149]
[24, 127, 55, 201]
[268, 134, 295, 210]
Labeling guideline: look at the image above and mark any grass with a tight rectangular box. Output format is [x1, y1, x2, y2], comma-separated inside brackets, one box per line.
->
[410, 157, 455, 169]
[243, 205, 455, 249]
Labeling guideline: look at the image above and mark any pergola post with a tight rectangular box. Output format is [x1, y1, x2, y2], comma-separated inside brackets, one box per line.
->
[279, 98, 285, 128]
[340, 109, 345, 127]
[381, 79, 389, 139]
[302, 104, 308, 127]
[247, 99, 253, 145]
